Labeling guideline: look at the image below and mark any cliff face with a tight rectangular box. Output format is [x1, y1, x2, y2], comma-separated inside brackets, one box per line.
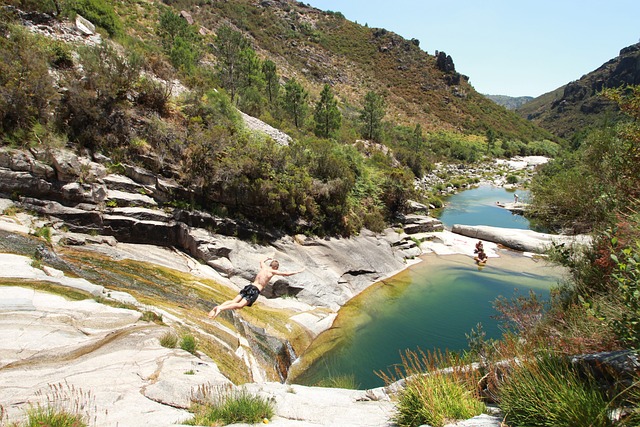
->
[517, 43, 640, 139]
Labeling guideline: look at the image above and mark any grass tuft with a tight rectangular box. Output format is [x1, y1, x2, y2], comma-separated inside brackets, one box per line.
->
[314, 373, 359, 390]
[498, 353, 613, 427]
[379, 349, 484, 427]
[159, 331, 178, 348]
[186, 384, 274, 425]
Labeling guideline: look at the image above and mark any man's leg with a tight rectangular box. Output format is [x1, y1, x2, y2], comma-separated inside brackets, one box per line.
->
[208, 294, 242, 318]
[208, 295, 248, 319]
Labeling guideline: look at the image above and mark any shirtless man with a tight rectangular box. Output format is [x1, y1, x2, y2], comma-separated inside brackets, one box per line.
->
[207, 256, 305, 319]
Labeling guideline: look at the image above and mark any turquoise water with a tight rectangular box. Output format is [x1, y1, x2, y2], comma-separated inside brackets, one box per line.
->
[437, 185, 529, 229]
[293, 186, 564, 389]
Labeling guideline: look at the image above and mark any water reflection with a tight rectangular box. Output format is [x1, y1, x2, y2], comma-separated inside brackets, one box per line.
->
[437, 186, 530, 230]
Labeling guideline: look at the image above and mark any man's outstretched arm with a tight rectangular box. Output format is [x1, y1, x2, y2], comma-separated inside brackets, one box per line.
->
[275, 266, 306, 277]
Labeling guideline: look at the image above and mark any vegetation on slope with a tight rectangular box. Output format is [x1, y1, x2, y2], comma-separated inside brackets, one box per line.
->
[0, 0, 562, 237]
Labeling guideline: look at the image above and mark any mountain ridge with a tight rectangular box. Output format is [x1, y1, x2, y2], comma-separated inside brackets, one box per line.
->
[516, 42, 640, 139]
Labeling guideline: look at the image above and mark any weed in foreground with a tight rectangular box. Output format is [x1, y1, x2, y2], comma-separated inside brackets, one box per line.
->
[186, 383, 274, 425]
[498, 353, 613, 427]
[378, 349, 484, 427]
[2, 382, 98, 427]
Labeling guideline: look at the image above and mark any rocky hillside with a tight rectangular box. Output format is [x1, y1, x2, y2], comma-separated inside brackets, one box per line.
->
[517, 42, 640, 140]
[484, 94, 534, 110]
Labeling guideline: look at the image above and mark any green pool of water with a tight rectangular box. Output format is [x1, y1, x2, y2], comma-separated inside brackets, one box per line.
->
[294, 250, 566, 389]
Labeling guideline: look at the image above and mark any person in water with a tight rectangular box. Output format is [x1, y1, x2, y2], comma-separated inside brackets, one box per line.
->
[208, 256, 305, 319]
[474, 240, 484, 254]
[474, 250, 488, 264]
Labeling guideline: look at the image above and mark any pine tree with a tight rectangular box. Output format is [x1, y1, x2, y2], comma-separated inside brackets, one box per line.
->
[360, 91, 385, 141]
[262, 60, 279, 104]
[314, 84, 341, 138]
[213, 25, 249, 101]
[283, 78, 308, 129]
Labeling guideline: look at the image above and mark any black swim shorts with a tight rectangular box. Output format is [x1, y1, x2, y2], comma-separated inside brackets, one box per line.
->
[239, 284, 260, 306]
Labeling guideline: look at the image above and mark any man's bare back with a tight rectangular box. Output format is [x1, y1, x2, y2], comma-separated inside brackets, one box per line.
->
[254, 257, 305, 290]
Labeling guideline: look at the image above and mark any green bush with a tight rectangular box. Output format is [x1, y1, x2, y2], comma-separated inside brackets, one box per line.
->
[4, 382, 95, 427]
[393, 374, 484, 427]
[607, 240, 640, 349]
[0, 26, 57, 139]
[498, 354, 613, 427]
[315, 373, 359, 389]
[140, 310, 163, 324]
[33, 226, 52, 243]
[180, 333, 197, 354]
[135, 77, 172, 116]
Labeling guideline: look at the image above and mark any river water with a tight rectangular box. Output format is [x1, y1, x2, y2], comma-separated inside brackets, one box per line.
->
[293, 186, 566, 389]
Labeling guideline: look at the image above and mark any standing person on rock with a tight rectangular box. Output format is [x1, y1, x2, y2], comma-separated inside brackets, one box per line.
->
[207, 256, 305, 319]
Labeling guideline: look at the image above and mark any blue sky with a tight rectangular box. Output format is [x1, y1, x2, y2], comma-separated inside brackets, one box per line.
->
[305, 0, 640, 97]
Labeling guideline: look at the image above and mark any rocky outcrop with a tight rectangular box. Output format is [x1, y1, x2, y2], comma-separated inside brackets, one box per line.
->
[451, 224, 591, 253]
[0, 147, 415, 312]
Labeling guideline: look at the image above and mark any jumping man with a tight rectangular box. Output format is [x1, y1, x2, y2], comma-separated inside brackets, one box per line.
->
[207, 256, 305, 319]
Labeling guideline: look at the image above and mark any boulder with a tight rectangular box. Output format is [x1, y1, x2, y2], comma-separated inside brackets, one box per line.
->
[0, 286, 227, 426]
[50, 149, 83, 181]
[572, 350, 640, 389]
[61, 182, 107, 204]
[124, 164, 157, 186]
[75, 14, 95, 35]
[451, 224, 592, 253]
[0, 169, 53, 198]
[401, 214, 444, 234]
[243, 382, 395, 427]
[102, 173, 147, 193]
[20, 198, 103, 228]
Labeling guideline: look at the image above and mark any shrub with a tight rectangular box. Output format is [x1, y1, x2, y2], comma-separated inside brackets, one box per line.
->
[187, 385, 274, 426]
[606, 240, 640, 349]
[140, 310, 163, 324]
[22, 404, 88, 427]
[135, 77, 172, 116]
[0, 26, 58, 138]
[180, 333, 197, 354]
[9, 382, 96, 427]
[393, 373, 484, 427]
[506, 174, 519, 184]
[429, 196, 444, 208]
[498, 354, 613, 427]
